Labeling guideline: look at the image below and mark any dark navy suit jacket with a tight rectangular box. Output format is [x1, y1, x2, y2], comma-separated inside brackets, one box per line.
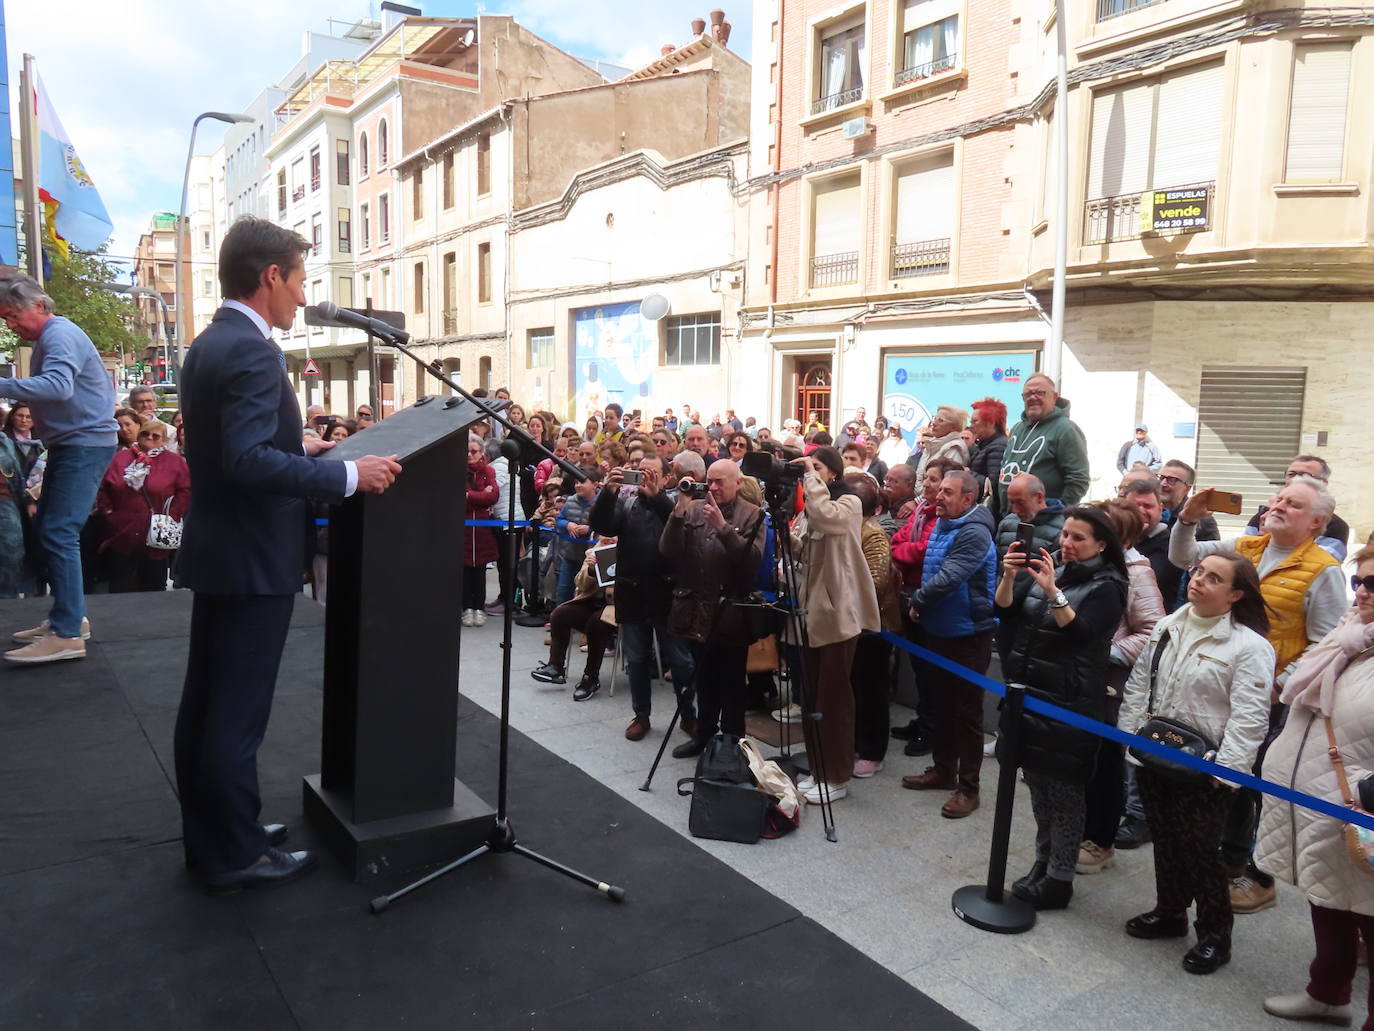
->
[178, 307, 347, 595]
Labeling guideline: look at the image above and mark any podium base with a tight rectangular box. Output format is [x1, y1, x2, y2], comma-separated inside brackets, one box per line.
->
[951, 884, 1037, 934]
[304, 774, 495, 884]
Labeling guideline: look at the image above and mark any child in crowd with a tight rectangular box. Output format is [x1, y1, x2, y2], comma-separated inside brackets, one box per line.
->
[553, 467, 602, 605]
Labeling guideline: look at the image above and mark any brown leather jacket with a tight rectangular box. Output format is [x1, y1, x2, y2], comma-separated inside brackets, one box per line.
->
[659, 494, 764, 644]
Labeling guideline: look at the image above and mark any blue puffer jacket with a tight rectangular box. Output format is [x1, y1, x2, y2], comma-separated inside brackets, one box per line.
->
[911, 504, 997, 638]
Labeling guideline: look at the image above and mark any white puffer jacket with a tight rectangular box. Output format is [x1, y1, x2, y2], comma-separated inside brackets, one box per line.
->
[1117, 605, 1274, 775]
[1255, 620, 1374, 915]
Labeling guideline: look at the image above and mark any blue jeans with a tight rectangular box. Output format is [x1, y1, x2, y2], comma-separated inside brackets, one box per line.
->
[621, 619, 695, 719]
[37, 443, 115, 638]
[554, 555, 582, 607]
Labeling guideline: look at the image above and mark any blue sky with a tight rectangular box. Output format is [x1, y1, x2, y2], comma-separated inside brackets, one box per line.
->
[5, 0, 752, 270]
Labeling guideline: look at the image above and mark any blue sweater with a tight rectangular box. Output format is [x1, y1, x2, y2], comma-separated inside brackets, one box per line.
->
[912, 504, 998, 638]
[0, 316, 117, 446]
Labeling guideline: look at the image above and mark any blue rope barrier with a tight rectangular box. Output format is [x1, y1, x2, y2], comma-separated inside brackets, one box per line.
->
[877, 629, 1374, 833]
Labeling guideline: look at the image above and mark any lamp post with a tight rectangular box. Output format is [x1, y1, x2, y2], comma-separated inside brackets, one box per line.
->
[176, 111, 253, 381]
[100, 282, 172, 387]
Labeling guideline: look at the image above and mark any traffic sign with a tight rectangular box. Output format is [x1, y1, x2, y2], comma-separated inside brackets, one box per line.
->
[303, 358, 321, 376]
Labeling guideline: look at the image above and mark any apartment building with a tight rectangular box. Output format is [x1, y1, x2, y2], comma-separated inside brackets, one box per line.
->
[392, 28, 751, 420]
[745, 0, 1374, 534]
[131, 212, 187, 382]
[186, 153, 220, 337]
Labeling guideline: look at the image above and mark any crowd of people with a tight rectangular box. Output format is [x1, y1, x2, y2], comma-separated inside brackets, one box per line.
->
[468, 381, 1371, 1024]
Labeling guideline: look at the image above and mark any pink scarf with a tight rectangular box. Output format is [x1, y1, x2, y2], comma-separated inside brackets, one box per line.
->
[1281, 607, 1374, 716]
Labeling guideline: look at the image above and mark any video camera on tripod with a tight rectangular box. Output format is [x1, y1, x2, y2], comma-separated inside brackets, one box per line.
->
[741, 447, 805, 516]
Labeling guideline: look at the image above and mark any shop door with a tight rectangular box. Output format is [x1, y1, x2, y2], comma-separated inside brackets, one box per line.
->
[795, 360, 832, 426]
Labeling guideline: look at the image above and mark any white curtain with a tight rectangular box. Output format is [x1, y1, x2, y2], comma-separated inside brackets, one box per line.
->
[940, 16, 958, 63]
[906, 26, 933, 71]
[824, 34, 847, 99]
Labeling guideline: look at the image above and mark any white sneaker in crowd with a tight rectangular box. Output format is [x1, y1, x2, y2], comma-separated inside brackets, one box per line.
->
[461, 610, 475, 627]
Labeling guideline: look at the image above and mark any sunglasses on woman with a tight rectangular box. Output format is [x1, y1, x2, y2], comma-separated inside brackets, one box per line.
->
[1352, 574, 1374, 593]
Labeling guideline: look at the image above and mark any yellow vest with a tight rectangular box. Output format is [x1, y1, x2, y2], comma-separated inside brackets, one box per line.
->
[1233, 534, 1338, 677]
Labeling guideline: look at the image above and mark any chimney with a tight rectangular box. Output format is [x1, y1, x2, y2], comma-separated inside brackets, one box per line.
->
[709, 9, 731, 46]
[691, 17, 706, 35]
[661, 44, 677, 56]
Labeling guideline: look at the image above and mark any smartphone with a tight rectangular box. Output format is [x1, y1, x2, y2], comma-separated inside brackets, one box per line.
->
[1204, 489, 1243, 516]
[1016, 522, 1037, 558]
[622, 469, 643, 486]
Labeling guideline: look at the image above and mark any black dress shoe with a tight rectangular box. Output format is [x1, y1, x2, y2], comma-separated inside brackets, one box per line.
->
[203, 849, 318, 895]
[903, 733, 933, 757]
[890, 720, 921, 741]
[1182, 938, 1231, 975]
[1114, 816, 1152, 850]
[1125, 910, 1189, 939]
[671, 737, 707, 760]
[1012, 861, 1047, 896]
[1012, 873, 1073, 910]
[187, 824, 289, 871]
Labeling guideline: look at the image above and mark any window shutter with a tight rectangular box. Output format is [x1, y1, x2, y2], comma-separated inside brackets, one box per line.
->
[813, 178, 861, 256]
[1152, 61, 1225, 188]
[896, 153, 954, 242]
[1088, 84, 1152, 198]
[905, 0, 960, 32]
[1285, 43, 1352, 182]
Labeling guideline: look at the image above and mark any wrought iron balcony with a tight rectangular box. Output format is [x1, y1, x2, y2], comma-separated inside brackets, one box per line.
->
[810, 251, 859, 288]
[891, 238, 951, 278]
[1097, 0, 1166, 19]
[894, 53, 957, 87]
[811, 85, 863, 115]
[1084, 182, 1213, 244]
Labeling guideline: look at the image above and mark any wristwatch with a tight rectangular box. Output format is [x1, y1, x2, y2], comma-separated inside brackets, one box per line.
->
[1049, 590, 1069, 609]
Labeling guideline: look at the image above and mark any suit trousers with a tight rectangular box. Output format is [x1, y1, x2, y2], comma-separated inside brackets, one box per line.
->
[1138, 767, 1233, 942]
[691, 640, 747, 740]
[174, 593, 295, 875]
[802, 636, 859, 787]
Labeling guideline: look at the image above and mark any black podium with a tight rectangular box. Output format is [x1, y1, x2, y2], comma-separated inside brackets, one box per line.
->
[303, 395, 496, 882]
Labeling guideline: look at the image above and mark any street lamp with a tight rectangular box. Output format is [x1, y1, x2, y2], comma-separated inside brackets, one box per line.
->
[100, 281, 172, 384]
[175, 110, 253, 379]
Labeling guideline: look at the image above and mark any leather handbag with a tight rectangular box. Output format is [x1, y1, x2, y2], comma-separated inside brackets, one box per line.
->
[675, 734, 768, 844]
[1323, 715, 1374, 880]
[1129, 630, 1219, 784]
[746, 634, 780, 673]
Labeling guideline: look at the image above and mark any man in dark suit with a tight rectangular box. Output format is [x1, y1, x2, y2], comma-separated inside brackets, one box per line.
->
[175, 218, 401, 893]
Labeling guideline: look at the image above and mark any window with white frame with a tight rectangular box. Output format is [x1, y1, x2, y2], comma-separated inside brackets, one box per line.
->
[1284, 42, 1352, 182]
[892, 151, 954, 277]
[379, 194, 390, 244]
[898, 0, 958, 84]
[359, 203, 370, 251]
[813, 15, 866, 114]
[1084, 61, 1224, 243]
[810, 173, 862, 287]
[664, 314, 721, 366]
[528, 327, 554, 368]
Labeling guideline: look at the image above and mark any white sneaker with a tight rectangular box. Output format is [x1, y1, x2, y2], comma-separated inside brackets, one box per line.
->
[983, 737, 997, 757]
[1262, 991, 1352, 1025]
[461, 610, 475, 627]
[802, 781, 846, 805]
[796, 775, 816, 793]
[12, 616, 91, 644]
[473, 610, 487, 627]
[773, 702, 803, 724]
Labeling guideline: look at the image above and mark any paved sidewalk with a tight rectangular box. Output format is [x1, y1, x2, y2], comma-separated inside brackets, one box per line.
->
[458, 604, 1364, 1031]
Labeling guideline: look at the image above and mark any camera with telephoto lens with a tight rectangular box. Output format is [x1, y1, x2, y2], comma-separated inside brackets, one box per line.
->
[681, 479, 710, 500]
[740, 447, 805, 515]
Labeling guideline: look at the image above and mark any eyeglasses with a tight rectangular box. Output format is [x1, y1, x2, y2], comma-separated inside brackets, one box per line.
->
[1158, 474, 1188, 487]
[1352, 575, 1374, 593]
[1187, 565, 1228, 588]
[728, 441, 746, 450]
[1021, 389, 1048, 399]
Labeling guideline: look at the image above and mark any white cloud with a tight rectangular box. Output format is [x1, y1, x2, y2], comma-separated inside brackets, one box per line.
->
[5, 0, 751, 259]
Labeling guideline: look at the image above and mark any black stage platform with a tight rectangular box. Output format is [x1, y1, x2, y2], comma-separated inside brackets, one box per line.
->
[0, 591, 970, 1030]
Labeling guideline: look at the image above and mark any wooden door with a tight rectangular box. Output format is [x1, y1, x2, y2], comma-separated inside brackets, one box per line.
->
[794, 360, 832, 425]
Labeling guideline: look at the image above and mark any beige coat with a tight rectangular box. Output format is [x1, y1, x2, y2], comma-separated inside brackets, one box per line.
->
[789, 471, 880, 648]
[1255, 613, 1374, 915]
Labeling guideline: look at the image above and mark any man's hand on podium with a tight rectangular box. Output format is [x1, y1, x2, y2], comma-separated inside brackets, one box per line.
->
[355, 454, 403, 494]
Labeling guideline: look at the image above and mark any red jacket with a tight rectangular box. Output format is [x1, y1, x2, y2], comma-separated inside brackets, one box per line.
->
[890, 500, 938, 588]
[464, 459, 499, 567]
[97, 448, 191, 558]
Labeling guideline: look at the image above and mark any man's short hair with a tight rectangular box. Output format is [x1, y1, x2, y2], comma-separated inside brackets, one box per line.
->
[1009, 472, 1045, 497]
[128, 386, 156, 404]
[581, 466, 605, 484]
[1288, 474, 1336, 522]
[219, 216, 309, 300]
[1291, 454, 1331, 481]
[0, 273, 54, 314]
[886, 464, 916, 485]
[1024, 372, 1057, 392]
[672, 450, 706, 480]
[944, 469, 978, 499]
[1162, 459, 1195, 484]
[1121, 479, 1161, 501]
[604, 403, 623, 418]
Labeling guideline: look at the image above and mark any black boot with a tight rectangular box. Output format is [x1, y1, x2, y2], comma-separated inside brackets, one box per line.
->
[1011, 861, 1047, 896]
[671, 737, 707, 759]
[890, 719, 921, 741]
[1014, 873, 1073, 910]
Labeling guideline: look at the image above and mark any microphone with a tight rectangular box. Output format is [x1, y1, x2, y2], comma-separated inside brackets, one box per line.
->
[315, 300, 410, 344]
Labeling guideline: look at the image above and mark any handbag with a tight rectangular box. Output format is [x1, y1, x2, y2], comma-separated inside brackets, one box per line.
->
[746, 634, 780, 673]
[1323, 715, 1374, 880]
[1129, 630, 1219, 784]
[675, 734, 768, 844]
[145, 495, 183, 551]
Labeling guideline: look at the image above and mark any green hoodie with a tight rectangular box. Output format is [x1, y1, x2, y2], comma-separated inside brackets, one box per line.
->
[996, 396, 1090, 509]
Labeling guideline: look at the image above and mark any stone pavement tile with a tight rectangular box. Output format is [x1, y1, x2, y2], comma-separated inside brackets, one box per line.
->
[900, 969, 1019, 1030]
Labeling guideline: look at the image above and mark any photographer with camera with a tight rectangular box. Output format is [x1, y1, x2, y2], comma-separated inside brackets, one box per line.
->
[659, 460, 765, 759]
[592, 455, 697, 742]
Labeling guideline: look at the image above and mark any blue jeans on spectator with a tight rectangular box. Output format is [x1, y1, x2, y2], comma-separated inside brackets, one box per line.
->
[554, 555, 581, 607]
[621, 619, 695, 720]
[36, 443, 115, 639]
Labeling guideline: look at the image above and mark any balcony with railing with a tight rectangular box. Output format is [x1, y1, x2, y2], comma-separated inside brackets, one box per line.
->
[292, 185, 306, 203]
[1097, 0, 1166, 20]
[811, 86, 863, 115]
[1084, 182, 1213, 244]
[891, 238, 951, 278]
[810, 251, 859, 288]
[894, 53, 957, 87]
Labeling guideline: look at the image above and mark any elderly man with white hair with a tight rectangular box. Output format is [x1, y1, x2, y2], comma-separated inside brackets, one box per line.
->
[0, 273, 117, 663]
[1169, 474, 1347, 916]
[912, 405, 971, 480]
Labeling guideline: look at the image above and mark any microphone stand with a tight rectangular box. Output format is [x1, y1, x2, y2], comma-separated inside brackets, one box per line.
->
[369, 330, 624, 913]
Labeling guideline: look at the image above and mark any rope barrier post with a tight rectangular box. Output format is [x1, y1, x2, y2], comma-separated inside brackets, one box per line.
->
[952, 682, 1036, 934]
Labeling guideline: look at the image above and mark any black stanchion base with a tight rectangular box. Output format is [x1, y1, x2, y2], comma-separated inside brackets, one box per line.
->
[951, 885, 1036, 934]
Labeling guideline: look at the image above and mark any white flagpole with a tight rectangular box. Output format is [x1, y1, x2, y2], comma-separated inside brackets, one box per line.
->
[17, 54, 44, 285]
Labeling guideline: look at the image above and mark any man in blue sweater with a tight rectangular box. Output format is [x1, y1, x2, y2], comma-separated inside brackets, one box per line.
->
[0, 274, 117, 663]
[900, 469, 998, 819]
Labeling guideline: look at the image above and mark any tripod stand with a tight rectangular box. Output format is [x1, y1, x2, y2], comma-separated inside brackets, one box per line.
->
[368, 344, 623, 913]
